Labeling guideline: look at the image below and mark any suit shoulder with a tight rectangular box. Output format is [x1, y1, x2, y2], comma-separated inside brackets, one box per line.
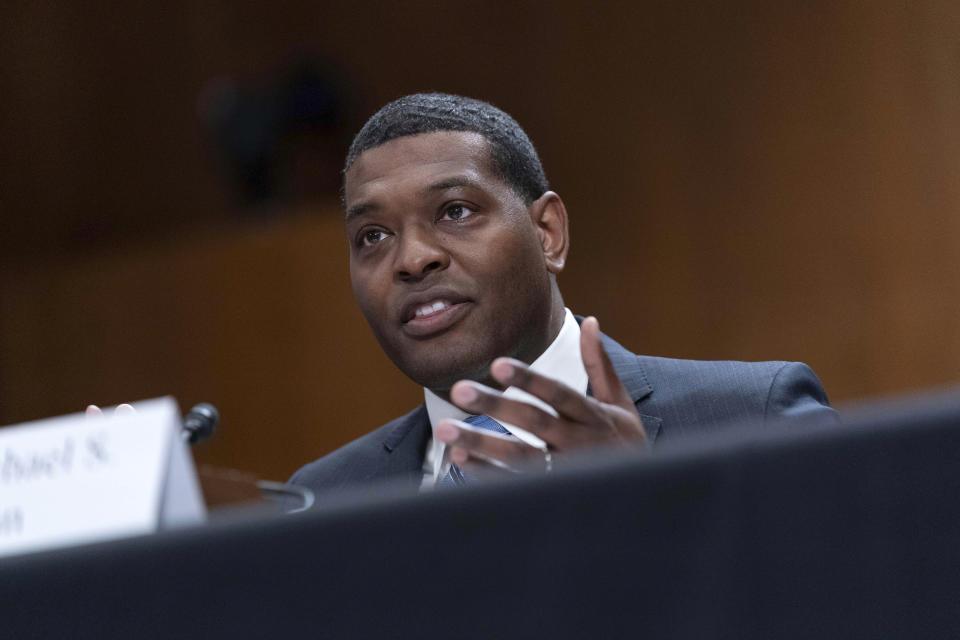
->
[636, 355, 792, 394]
[633, 355, 834, 428]
[288, 405, 426, 492]
[601, 331, 789, 389]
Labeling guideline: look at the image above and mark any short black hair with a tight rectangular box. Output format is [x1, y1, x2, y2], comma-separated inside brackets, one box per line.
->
[344, 93, 549, 203]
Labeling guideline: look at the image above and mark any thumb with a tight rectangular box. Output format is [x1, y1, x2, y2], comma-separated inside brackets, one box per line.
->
[580, 317, 634, 409]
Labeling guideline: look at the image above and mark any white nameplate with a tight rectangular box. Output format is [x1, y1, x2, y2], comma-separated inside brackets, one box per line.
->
[0, 397, 206, 557]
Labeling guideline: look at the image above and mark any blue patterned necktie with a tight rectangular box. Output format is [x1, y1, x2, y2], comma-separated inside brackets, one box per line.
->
[441, 415, 510, 486]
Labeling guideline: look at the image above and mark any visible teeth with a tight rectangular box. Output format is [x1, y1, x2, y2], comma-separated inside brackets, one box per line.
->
[415, 301, 449, 318]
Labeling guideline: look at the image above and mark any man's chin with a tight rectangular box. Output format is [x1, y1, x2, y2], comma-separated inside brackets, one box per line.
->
[378, 326, 519, 394]
[419, 367, 495, 396]
[395, 354, 496, 396]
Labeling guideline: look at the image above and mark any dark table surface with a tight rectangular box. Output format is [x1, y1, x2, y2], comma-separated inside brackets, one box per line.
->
[3, 389, 960, 639]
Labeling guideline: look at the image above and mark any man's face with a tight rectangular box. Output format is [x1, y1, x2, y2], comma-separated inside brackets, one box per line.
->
[344, 131, 559, 393]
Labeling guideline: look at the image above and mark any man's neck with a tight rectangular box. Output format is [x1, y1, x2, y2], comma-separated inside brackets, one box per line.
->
[426, 300, 566, 401]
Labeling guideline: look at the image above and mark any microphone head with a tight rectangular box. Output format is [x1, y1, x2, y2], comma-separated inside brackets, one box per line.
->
[182, 402, 219, 444]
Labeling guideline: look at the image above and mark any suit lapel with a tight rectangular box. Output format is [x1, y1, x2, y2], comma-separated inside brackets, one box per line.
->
[375, 405, 432, 486]
[598, 331, 663, 443]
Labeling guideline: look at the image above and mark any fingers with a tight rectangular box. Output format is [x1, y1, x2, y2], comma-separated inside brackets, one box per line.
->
[579, 316, 634, 409]
[449, 381, 577, 447]
[435, 419, 543, 472]
[489, 358, 598, 424]
[85, 404, 136, 417]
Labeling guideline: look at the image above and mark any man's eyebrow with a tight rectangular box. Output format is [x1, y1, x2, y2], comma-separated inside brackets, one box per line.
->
[422, 176, 481, 194]
[345, 202, 378, 222]
[346, 177, 480, 221]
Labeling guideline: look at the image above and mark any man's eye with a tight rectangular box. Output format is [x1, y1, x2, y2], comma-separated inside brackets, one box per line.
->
[440, 204, 475, 222]
[360, 229, 387, 247]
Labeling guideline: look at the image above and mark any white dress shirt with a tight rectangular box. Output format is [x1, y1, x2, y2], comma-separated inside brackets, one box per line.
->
[420, 308, 589, 489]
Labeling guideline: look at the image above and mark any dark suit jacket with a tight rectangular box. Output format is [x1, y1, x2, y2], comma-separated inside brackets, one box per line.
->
[290, 331, 836, 494]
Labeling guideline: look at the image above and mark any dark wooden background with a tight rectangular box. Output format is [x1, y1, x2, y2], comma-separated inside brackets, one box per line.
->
[3, 1, 959, 480]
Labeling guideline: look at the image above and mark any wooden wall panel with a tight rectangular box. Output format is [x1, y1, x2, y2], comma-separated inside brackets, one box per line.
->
[3, 1, 960, 478]
[0, 212, 421, 478]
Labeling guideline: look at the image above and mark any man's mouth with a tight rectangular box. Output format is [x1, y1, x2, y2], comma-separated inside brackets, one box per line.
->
[412, 300, 454, 319]
[401, 293, 472, 338]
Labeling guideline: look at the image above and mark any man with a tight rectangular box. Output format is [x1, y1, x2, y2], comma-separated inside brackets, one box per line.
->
[290, 93, 835, 494]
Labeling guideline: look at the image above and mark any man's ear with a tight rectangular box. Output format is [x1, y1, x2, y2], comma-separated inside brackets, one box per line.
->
[530, 191, 570, 274]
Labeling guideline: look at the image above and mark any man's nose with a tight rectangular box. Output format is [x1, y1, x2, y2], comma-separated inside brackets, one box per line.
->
[395, 228, 449, 281]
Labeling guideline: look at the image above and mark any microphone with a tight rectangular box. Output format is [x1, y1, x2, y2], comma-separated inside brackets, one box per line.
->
[182, 403, 219, 444]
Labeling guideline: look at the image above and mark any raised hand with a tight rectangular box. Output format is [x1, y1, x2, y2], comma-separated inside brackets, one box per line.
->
[435, 316, 646, 475]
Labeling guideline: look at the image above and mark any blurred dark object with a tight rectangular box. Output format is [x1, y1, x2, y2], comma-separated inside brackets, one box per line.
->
[182, 402, 219, 445]
[198, 56, 353, 212]
[197, 464, 263, 507]
[197, 465, 313, 514]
